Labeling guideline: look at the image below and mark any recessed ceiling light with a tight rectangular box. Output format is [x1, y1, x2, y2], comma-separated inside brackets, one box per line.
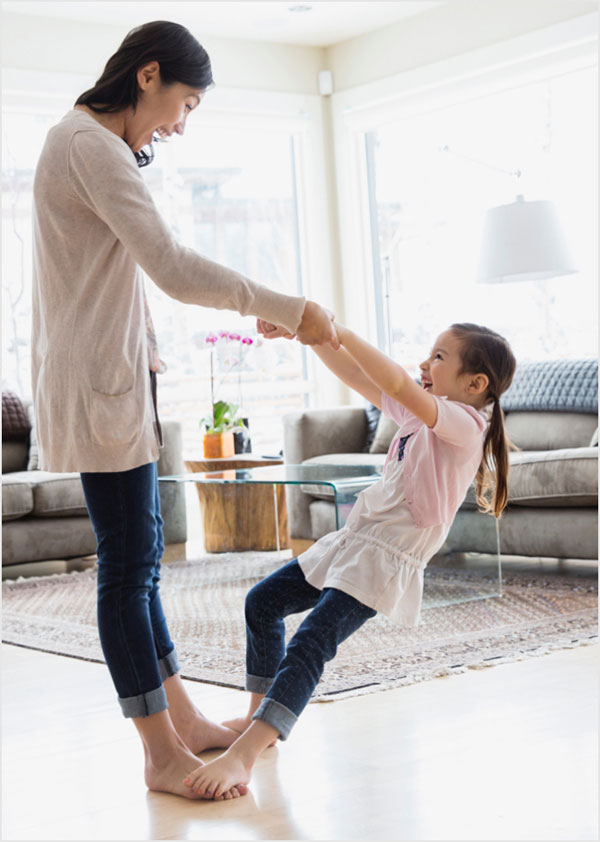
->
[288, 4, 313, 12]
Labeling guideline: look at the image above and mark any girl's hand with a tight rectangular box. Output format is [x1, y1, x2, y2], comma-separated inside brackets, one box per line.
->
[256, 318, 295, 340]
[257, 302, 338, 349]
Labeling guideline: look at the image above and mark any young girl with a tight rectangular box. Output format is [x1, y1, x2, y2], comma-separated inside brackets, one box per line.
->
[183, 320, 516, 799]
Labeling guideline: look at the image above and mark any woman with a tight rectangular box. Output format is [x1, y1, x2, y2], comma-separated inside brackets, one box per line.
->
[31, 20, 337, 801]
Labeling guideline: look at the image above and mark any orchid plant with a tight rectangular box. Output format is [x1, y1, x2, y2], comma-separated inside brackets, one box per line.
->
[195, 330, 256, 435]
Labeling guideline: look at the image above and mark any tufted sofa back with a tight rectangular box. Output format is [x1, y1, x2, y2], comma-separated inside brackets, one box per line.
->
[501, 358, 597, 451]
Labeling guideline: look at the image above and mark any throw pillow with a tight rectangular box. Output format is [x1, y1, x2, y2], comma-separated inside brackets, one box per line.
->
[363, 403, 381, 452]
[26, 404, 40, 470]
[2, 391, 31, 441]
[369, 413, 399, 454]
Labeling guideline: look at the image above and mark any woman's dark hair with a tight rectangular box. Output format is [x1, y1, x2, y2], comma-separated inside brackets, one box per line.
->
[450, 323, 517, 518]
[75, 21, 213, 166]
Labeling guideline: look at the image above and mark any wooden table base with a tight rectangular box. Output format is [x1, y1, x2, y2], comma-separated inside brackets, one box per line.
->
[185, 458, 291, 553]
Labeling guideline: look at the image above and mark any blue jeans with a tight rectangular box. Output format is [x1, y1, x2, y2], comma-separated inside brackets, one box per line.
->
[80, 462, 180, 718]
[245, 559, 376, 740]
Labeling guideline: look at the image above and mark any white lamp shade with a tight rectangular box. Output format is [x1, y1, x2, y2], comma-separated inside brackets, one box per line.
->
[476, 196, 577, 283]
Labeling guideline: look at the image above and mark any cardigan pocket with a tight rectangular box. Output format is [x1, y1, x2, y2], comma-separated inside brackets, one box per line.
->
[90, 387, 138, 447]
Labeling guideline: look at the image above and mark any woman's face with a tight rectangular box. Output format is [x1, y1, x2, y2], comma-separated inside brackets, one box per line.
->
[126, 62, 204, 152]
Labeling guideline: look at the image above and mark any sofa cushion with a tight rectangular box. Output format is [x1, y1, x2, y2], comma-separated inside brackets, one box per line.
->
[369, 414, 398, 454]
[500, 358, 597, 413]
[29, 472, 89, 517]
[300, 453, 385, 499]
[508, 447, 597, 507]
[2, 440, 29, 473]
[368, 406, 596, 454]
[2, 475, 34, 521]
[26, 404, 40, 471]
[2, 391, 31, 441]
[2, 516, 97, 566]
[505, 411, 597, 451]
[591, 428, 598, 447]
[363, 404, 382, 452]
[462, 447, 598, 509]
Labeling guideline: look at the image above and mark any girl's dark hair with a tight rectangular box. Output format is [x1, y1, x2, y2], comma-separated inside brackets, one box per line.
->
[75, 21, 213, 167]
[450, 323, 517, 518]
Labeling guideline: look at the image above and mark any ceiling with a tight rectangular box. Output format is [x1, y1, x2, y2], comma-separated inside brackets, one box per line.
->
[2, 1, 445, 47]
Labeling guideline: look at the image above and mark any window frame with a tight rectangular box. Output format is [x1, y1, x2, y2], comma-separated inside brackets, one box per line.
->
[330, 13, 598, 356]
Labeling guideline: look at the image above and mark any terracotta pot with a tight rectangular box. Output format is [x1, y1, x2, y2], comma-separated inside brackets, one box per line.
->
[202, 431, 235, 459]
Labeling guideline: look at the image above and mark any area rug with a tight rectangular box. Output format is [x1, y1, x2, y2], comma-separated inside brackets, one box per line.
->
[2, 552, 597, 701]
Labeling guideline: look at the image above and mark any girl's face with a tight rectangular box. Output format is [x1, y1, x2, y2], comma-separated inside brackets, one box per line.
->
[126, 62, 204, 152]
[419, 329, 486, 404]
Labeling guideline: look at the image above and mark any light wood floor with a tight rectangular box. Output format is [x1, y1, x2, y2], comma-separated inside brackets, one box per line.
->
[2, 636, 597, 841]
[2, 486, 598, 840]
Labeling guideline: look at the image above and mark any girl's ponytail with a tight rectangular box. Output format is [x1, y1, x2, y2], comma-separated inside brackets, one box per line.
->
[475, 395, 511, 518]
[450, 323, 517, 519]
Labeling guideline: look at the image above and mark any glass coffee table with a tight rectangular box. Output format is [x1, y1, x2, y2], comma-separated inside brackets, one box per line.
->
[161, 463, 382, 552]
[160, 462, 503, 608]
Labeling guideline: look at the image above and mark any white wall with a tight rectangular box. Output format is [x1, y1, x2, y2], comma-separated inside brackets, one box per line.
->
[0, 12, 325, 94]
[325, 0, 597, 91]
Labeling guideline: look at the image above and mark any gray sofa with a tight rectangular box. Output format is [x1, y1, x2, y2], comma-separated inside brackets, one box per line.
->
[283, 358, 598, 560]
[2, 400, 187, 571]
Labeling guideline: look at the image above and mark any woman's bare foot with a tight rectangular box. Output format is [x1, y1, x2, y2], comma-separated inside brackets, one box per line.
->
[162, 674, 240, 753]
[173, 710, 240, 755]
[145, 746, 245, 800]
[222, 716, 277, 747]
[222, 715, 251, 734]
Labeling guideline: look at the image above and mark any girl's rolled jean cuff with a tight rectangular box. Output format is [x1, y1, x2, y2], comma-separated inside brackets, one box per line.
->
[118, 649, 181, 718]
[252, 697, 298, 741]
[246, 673, 274, 695]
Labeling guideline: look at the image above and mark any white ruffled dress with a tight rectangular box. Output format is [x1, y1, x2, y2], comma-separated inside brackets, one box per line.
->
[297, 452, 452, 628]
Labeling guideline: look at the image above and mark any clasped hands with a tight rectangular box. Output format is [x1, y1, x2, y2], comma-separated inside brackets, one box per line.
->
[257, 300, 340, 350]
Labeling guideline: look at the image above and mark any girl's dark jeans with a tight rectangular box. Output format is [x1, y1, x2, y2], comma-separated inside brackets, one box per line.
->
[80, 461, 180, 718]
[245, 559, 376, 740]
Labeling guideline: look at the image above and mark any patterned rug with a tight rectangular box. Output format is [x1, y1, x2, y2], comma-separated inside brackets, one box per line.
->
[2, 552, 597, 701]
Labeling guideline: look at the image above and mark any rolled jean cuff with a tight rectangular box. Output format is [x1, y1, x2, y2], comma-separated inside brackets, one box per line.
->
[252, 697, 298, 741]
[246, 673, 275, 694]
[118, 684, 168, 719]
[158, 648, 180, 682]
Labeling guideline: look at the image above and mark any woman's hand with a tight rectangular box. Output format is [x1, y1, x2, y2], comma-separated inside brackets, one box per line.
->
[257, 301, 338, 349]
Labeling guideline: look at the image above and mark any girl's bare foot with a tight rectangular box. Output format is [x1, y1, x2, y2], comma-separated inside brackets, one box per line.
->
[145, 747, 245, 800]
[184, 720, 279, 800]
[184, 751, 252, 800]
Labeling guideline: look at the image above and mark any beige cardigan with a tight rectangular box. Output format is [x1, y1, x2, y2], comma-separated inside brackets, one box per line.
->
[31, 109, 305, 473]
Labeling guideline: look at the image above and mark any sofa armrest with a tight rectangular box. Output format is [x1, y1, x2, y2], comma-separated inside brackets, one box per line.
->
[282, 407, 368, 540]
[157, 421, 187, 544]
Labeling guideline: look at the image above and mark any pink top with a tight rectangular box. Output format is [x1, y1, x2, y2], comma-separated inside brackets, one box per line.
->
[382, 392, 489, 528]
[298, 393, 489, 626]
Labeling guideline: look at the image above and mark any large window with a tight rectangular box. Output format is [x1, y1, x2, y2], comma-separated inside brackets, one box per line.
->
[140, 119, 308, 456]
[365, 63, 597, 375]
[2, 94, 313, 456]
